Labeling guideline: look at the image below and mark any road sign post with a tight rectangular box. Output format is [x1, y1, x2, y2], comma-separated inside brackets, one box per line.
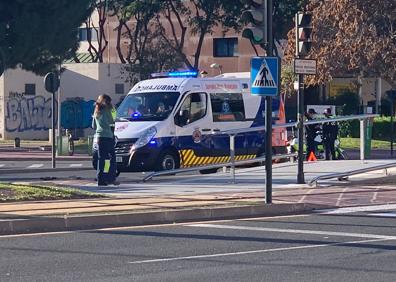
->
[244, 0, 275, 204]
[295, 11, 314, 184]
[250, 56, 280, 204]
[44, 72, 60, 169]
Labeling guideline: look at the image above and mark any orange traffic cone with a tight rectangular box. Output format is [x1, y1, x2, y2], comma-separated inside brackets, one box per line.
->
[307, 151, 317, 162]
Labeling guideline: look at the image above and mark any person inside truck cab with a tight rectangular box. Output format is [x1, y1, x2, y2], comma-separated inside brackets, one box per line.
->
[127, 106, 136, 117]
[156, 102, 166, 114]
[137, 104, 149, 114]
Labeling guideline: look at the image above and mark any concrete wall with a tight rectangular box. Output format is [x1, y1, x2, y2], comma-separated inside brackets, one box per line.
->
[0, 63, 133, 140]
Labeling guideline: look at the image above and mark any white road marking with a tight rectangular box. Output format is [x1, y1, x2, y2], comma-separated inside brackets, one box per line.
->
[188, 223, 396, 240]
[28, 164, 44, 168]
[367, 212, 396, 218]
[0, 164, 5, 168]
[69, 164, 83, 167]
[318, 204, 396, 214]
[371, 190, 378, 203]
[298, 189, 314, 203]
[128, 238, 388, 264]
[336, 187, 348, 206]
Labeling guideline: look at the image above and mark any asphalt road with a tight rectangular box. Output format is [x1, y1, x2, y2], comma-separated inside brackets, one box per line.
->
[0, 205, 395, 282]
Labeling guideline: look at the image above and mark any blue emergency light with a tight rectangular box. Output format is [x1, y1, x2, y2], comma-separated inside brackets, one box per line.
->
[168, 70, 198, 77]
[151, 70, 198, 78]
[131, 112, 142, 119]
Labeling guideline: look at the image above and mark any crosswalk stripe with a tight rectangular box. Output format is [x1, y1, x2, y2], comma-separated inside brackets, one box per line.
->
[69, 164, 83, 167]
[0, 164, 5, 168]
[28, 164, 44, 168]
[318, 204, 396, 214]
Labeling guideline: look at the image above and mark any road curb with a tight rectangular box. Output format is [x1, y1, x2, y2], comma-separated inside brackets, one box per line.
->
[0, 203, 312, 235]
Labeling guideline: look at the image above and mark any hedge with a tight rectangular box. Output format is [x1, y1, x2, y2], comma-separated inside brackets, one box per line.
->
[339, 117, 396, 140]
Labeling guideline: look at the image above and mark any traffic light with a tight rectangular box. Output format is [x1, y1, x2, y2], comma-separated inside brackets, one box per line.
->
[296, 12, 313, 57]
[241, 0, 266, 45]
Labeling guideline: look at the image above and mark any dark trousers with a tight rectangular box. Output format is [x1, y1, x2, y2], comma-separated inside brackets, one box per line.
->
[306, 137, 316, 160]
[97, 137, 116, 184]
[324, 138, 336, 160]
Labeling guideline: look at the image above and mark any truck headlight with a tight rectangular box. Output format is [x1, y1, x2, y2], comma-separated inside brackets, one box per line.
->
[131, 126, 157, 151]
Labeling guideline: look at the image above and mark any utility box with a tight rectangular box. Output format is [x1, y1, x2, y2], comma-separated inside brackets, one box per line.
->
[57, 136, 69, 156]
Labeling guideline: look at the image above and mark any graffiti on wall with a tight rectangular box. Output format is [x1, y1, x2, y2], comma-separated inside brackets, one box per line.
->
[5, 94, 57, 132]
[61, 98, 95, 129]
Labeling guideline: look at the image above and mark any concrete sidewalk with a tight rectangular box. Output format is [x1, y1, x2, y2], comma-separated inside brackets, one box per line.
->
[1, 178, 396, 235]
[1, 158, 395, 235]
[0, 190, 311, 235]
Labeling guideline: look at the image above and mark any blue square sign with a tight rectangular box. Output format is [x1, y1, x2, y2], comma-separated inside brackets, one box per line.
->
[250, 57, 280, 96]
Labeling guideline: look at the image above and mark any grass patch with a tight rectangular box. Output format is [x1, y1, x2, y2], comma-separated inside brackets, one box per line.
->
[0, 183, 104, 202]
[339, 138, 391, 150]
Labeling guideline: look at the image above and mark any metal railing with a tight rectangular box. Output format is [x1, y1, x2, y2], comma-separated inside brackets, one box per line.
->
[143, 113, 379, 183]
[308, 161, 396, 187]
[143, 121, 298, 182]
[143, 152, 298, 182]
[304, 114, 378, 161]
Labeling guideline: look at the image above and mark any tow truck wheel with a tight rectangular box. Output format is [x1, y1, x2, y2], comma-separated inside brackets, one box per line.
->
[156, 150, 180, 171]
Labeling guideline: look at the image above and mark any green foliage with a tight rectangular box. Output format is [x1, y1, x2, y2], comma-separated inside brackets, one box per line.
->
[339, 117, 396, 140]
[0, 0, 93, 76]
[338, 120, 356, 138]
[326, 90, 360, 115]
[109, 0, 183, 80]
[380, 98, 393, 116]
[281, 63, 297, 97]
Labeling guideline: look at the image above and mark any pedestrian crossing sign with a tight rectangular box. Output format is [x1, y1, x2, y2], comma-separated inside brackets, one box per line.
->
[250, 57, 280, 96]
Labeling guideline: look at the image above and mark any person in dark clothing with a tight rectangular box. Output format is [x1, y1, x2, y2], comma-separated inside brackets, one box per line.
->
[92, 94, 117, 186]
[322, 108, 338, 160]
[305, 108, 319, 160]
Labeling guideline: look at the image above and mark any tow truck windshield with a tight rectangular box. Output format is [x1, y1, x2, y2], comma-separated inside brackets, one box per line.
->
[116, 92, 179, 121]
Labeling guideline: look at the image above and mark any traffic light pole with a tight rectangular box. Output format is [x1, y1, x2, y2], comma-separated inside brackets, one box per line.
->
[297, 74, 305, 183]
[264, 0, 273, 203]
[52, 90, 56, 169]
[295, 13, 305, 184]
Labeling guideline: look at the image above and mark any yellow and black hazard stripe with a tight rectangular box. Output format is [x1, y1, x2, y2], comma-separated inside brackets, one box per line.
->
[179, 149, 256, 168]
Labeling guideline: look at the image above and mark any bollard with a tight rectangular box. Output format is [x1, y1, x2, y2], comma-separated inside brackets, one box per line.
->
[360, 119, 366, 162]
[230, 134, 235, 184]
[14, 137, 20, 148]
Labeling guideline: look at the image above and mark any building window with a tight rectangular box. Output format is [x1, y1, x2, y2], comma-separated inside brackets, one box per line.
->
[213, 38, 238, 57]
[210, 93, 245, 122]
[25, 84, 36, 95]
[78, 28, 97, 41]
[115, 83, 124, 94]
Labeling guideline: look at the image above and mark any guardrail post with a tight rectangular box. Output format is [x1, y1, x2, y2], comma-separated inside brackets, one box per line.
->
[230, 134, 236, 184]
[360, 119, 365, 162]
